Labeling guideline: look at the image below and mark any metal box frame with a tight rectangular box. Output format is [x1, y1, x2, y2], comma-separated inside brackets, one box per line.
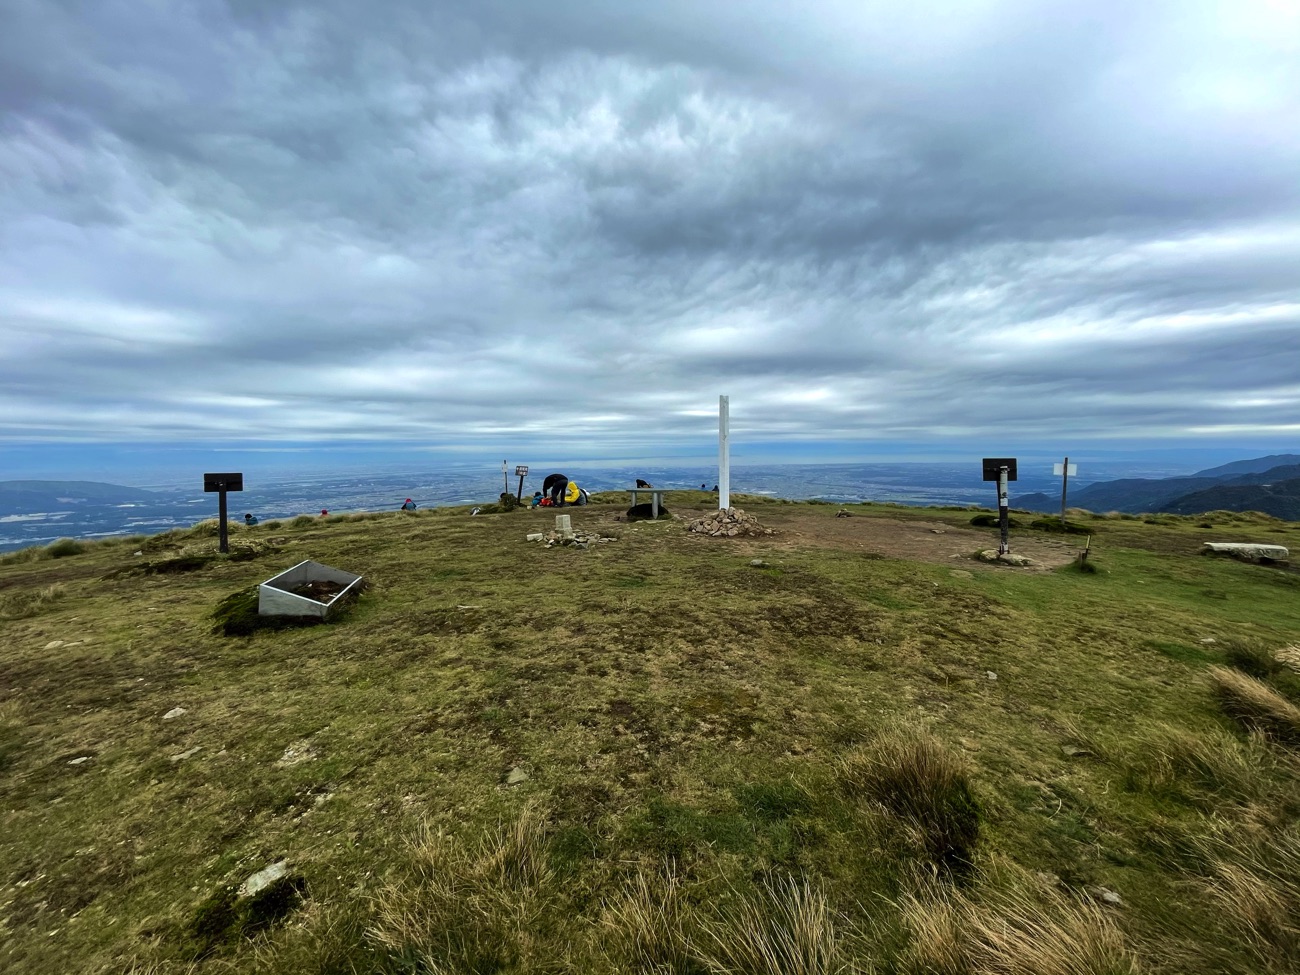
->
[258, 559, 363, 618]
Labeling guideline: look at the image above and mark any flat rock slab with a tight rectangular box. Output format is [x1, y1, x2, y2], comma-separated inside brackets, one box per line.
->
[1203, 542, 1289, 561]
[977, 550, 1037, 567]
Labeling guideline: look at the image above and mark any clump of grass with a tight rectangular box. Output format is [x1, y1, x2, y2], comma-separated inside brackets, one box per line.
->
[0, 545, 44, 565]
[0, 582, 68, 620]
[895, 872, 1139, 975]
[1121, 723, 1270, 803]
[1196, 824, 1300, 971]
[1209, 666, 1300, 744]
[697, 875, 859, 975]
[1223, 640, 1300, 701]
[600, 865, 701, 973]
[369, 803, 556, 973]
[290, 515, 316, 527]
[839, 728, 981, 876]
[44, 537, 86, 559]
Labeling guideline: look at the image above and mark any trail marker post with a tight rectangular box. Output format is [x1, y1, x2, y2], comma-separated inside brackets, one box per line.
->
[502, 460, 509, 495]
[515, 465, 529, 502]
[203, 472, 244, 554]
[718, 395, 730, 510]
[981, 458, 1017, 555]
[1053, 457, 1078, 525]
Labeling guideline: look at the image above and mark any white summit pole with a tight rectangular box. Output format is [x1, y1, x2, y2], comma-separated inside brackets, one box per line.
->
[718, 394, 730, 510]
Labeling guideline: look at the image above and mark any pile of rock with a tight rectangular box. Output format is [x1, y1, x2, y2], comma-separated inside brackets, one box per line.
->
[527, 530, 616, 550]
[687, 507, 775, 538]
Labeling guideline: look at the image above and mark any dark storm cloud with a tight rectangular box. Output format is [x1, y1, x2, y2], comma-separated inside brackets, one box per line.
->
[1, 0, 1297, 450]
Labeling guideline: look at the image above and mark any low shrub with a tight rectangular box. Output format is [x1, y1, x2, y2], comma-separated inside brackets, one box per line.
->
[45, 537, 86, 559]
[1028, 518, 1091, 535]
[290, 515, 315, 527]
[969, 514, 1020, 528]
[839, 729, 981, 876]
[210, 586, 329, 637]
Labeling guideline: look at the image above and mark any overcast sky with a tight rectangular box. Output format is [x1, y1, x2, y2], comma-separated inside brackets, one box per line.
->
[2, 0, 1298, 466]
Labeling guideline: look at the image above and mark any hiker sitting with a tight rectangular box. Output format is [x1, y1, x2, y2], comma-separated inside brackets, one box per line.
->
[530, 491, 543, 508]
[244, 513, 259, 526]
[401, 498, 417, 511]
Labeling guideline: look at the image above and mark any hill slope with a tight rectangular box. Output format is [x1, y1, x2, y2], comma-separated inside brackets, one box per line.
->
[0, 479, 157, 515]
[2, 496, 1299, 973]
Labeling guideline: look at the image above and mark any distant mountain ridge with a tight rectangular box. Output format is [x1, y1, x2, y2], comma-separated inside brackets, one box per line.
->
[1016, 454, 1300, 519]
[0, 480, 158, 515]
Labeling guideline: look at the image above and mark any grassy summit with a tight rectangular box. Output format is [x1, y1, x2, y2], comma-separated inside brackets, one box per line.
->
[2, 493, 1300, 973]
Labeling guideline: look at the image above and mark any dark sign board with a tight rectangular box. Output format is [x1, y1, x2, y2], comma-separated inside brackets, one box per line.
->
[981, 458, 1017, 482]
[203, 472, 244, 492]
[514, 465, 529, 477]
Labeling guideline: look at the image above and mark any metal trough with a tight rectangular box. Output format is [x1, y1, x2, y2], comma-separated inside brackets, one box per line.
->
[258, 559, 364, 618]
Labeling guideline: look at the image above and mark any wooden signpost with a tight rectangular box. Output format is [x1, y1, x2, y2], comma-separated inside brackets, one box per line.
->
[203, 472, 244, 554]
[981, 458, 1017, 555]
[514, 465, 529, 501]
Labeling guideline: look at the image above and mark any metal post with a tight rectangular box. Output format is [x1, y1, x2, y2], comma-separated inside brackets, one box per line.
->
[998, 467, 1010, 555]
[516, 474, 525, 501]
[1060, 455, 1070, 526]
[218, 489, 229, 554]
[718, 395, 730, 510]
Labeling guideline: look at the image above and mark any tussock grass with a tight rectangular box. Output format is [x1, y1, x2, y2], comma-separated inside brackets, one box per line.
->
[697, 875, 861, 975]
[896, 871, 1140, 975]
[1122, 723, 1273, 802]
[1196, 824, 1300, 971]
[1223, 640, 1300, 700]
[0, 582, 68, 620]
[44, 537, 87, 558]
[1209, 666, 1300, 744]
[839, 728, 980, 874]
[600, 865, 700, 973]
[369, 803, 557, 974]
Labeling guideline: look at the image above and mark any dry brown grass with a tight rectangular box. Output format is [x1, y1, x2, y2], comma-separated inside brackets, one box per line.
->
[896, 871, 1140, 975]
[1123, 723, 1272, 801]
[1208, 666, 1300, 744]
[0, 581, 67, 620]
[697, 875, 861, 975]
[600, 865, 698, 973]
[369, 802, 557, 974]
[1196, 824, 1300, 971]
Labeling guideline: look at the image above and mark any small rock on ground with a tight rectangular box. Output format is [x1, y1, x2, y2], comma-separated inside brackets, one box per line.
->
[163, 707, 187, 720]
[240, 861, 288, 897]
[170, 746, 202, 762]
[506, 766, 529, 785]
[68, 756, 92, 766]
[986, 671, 998, 681]
[276, 740, 317, 767]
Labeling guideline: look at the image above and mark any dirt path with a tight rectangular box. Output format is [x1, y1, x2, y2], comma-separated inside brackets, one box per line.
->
[672, 504, 1083, 571]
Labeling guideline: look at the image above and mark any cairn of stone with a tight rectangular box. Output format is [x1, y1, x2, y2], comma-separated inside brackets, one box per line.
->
[528, 529, 617, 550]
[687, 507, 775, 538]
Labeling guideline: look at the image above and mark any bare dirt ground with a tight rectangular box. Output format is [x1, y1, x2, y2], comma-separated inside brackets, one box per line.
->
[671, 504, 1084, 571]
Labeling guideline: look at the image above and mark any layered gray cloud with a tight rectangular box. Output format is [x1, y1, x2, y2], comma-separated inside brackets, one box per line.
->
[2, 0, 1297, 452]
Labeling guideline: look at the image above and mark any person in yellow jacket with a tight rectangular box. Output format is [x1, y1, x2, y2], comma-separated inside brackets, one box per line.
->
[563, 481, 590, 506]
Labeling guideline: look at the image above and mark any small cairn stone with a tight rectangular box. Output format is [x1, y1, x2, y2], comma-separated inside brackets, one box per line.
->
[686, 507, 775, 538]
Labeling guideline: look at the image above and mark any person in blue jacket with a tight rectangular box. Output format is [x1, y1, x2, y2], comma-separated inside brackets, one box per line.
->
[401, 498, 417, 511]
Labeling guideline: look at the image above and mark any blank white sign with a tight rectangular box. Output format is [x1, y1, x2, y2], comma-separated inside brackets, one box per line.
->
[1053, 463, 1078, 476]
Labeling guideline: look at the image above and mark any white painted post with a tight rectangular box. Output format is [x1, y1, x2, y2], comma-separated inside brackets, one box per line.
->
[718, 395, 730, 510]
